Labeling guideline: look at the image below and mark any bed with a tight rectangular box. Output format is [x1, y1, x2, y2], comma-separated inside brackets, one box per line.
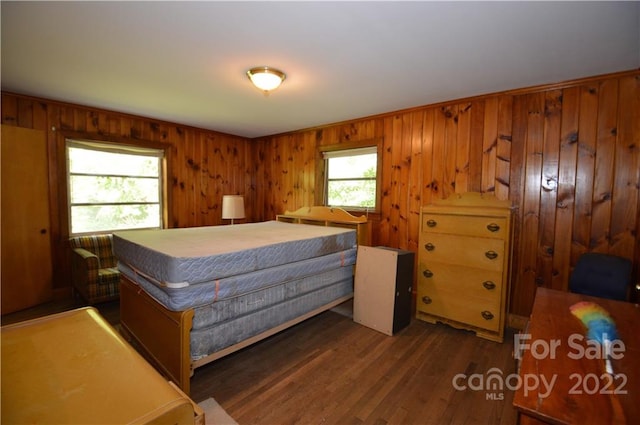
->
[114, 206, 370, 395]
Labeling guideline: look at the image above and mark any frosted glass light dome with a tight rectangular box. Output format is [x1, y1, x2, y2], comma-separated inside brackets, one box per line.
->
[247, 67, 286, 92]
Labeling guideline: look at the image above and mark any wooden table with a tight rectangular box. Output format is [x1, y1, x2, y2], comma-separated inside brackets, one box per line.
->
[513, 288, 639, 424]
[1, 307, 201, 424]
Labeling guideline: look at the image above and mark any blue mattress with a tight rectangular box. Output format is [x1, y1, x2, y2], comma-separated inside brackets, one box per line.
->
[113, 221, 357, 288]
[118, 248, 356, 312]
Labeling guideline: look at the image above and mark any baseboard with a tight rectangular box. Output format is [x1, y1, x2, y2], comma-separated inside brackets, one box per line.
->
[52, 287, 73, 301]
[507, 313, 529, 330]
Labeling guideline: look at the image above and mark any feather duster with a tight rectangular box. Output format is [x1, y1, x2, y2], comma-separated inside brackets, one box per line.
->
[570, 301, 619, 375]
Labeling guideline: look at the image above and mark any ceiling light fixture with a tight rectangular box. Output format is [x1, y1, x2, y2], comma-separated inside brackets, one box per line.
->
[247, 66, 286, 94]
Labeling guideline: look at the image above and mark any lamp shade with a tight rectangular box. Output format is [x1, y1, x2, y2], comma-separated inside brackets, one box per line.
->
[222, 195, 245, 222]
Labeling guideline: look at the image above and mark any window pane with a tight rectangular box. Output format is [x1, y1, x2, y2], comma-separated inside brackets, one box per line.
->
[70, 175, 159, 203]
[325, 150, 377, 208]
[327, 180, 376, 208]
[67, 140, 163, 235]
[70, 204, 161, 234]
[68, 147, 159, 177]
[327, 153, 377, 179]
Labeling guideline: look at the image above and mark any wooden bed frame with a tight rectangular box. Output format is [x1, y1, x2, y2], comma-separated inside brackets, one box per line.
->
[119, 206, 370, 396]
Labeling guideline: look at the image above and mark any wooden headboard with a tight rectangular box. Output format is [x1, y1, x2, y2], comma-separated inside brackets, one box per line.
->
[276, 206, 371, 246]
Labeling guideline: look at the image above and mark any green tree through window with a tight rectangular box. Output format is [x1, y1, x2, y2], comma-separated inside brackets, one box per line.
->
[324, 148, 377, 209]
[67, 140, 164, 234]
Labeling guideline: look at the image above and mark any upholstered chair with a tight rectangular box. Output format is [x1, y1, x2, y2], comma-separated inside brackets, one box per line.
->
[69, 234, 120, 304]
[569, 252, 633, 301]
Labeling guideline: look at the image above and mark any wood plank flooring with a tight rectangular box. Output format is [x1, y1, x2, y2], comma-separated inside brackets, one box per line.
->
[190, 309, 518, 425]
[2, 301, 519, 424]
[1, 298, 120, 327]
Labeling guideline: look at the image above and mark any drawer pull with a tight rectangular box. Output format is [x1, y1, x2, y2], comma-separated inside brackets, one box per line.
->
[422, 296, 432, 305]
[486, 223, 501, 232]
[426, 219, 437, 228]
[481, 311, 494, 320]
[422, 269, 433, 278]
[485, 251, 498, 260]
[482, 281, 496, 290]
[424, 243, 435, 251]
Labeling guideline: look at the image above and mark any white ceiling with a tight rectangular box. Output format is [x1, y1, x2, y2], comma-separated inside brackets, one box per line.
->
[2, 1, 639, 138]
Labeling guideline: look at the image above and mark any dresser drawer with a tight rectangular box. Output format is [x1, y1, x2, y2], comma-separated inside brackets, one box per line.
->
[419, 233, 505, 271]
[417, 261, 503, 302]
[416, 284, 501, 332]
[421, 213, 508, 239]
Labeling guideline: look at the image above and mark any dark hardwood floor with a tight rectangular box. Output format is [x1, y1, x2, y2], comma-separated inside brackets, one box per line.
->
[2, 300, 519, 425]
[1, 297, 120, 327]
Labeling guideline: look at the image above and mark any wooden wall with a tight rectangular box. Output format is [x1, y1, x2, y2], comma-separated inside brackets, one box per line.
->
[2, 69, 639, 317]
[253, 70, 640, 317]
[1, 93, 252, 292]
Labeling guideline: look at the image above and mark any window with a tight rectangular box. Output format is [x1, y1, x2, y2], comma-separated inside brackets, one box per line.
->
[66, 140, 164, 235]
[323, 145, 379, 210]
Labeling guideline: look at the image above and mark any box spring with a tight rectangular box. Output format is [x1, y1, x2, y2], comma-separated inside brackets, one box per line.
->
[191, 269, 353, 359]
[118, 248, 356, 312]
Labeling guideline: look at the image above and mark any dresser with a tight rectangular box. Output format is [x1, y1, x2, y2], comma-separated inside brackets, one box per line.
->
[416, 192, 513, 342]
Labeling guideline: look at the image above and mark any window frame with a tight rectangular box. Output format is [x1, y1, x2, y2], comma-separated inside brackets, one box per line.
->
[316, 138, 383, 213]
[64, 136, 170, 236]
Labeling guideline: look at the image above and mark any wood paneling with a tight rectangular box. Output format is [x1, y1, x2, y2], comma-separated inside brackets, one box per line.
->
[1, 93, 251, 293]
[2, 70, 639, 316]
[254, 70, 640, 317]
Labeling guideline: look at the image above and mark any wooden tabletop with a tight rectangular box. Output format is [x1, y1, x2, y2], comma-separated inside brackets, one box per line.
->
[513, 288, 640, 424]
[1, 307, 196, 424]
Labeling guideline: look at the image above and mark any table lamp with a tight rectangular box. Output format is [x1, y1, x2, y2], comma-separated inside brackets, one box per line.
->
[222, 195, 245, 225]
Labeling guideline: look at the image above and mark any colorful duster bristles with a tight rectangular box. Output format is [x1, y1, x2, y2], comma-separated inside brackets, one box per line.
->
[570, 301, 619, 375]
[569, 301, 619, 343]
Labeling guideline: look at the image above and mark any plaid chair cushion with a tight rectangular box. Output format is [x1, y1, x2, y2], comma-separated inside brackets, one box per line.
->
[70, 234, 120, 304]
[94, 267, 120, 299]
[69, 235, 117, 269]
